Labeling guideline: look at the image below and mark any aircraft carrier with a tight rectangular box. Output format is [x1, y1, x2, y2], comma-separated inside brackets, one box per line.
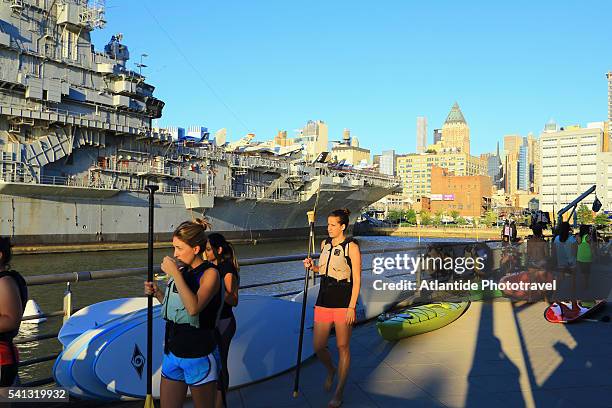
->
[0, 0, 398, 245]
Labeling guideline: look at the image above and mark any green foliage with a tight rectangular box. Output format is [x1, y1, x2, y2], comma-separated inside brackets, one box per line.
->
[449, 210, 460, 220]
[577, 204, 594, 225]
[594, 212, 610, 227]
[482, 210, 497, 226]
[405, 209, 417, 225]
[387, 210, 403, 222]
[456, 216, 468, 225]
[420, 210, 432, 226]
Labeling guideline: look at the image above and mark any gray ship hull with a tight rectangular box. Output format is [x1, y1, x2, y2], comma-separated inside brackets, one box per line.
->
[1, 184, 392, 245]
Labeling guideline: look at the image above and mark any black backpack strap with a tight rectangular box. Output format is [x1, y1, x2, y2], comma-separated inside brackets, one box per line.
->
[340, 238, 355, 282]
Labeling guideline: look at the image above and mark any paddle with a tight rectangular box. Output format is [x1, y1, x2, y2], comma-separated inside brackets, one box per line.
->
[292, 210, 316, 398]
[144, 185, 158, 408]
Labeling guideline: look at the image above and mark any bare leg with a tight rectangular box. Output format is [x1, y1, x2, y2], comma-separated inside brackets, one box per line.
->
[313, 321, 336, 391]
[190, 381, 217, 408]
[160, 377, 188, 408]
[330, 322, 352, 406]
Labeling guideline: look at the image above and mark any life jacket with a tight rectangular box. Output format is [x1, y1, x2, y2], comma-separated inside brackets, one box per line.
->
[0, 270, 27, 342]
[318, 238, 355, 282]
[161, 262, 224, 329]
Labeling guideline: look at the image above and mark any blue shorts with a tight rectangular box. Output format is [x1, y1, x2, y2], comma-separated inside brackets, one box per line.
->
[161, 350, 220, 386]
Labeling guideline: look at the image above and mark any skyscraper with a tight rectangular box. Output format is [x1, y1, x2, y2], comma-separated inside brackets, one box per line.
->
[416, 116, 427, 154]
[380, 150, 396, 176]
[441, 102, 470, 154]
[518, 139, 529, 191]
[433, 129, 442, 144]
[607, 72, 612, 132]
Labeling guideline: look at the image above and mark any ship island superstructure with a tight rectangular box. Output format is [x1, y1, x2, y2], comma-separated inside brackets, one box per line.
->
[0, 0, 398, 245]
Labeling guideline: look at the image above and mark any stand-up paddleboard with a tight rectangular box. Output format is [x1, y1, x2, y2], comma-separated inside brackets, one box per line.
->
[53, 306, 156, 399]
[544, 300, 606, 323]
[71, 308, 161, 400]
[93, 306, 166, 398]
[59, 297, 159, 347]
[92, 294, 314, 398]
[292, 275, 409, 324]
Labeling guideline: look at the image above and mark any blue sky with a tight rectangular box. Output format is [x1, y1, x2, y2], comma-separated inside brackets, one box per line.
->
[92, 1, 612, 156]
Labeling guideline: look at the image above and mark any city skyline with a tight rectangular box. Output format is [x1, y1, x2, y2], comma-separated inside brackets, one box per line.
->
[93, 1, 612, 156]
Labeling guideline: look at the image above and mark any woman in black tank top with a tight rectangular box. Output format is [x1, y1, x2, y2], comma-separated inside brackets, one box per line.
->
[144, 219, 222, 408]
[303, 209, 361, 408]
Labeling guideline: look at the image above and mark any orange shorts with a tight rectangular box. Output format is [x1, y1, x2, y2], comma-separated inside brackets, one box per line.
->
[314, 306, 350, 324]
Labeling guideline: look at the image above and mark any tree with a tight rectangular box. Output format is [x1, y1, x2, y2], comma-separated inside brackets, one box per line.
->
[594, 212, 610, 227]
[456, 216, 468, 226]
[483, 210, 497, 227]
[433, 210, 443, 226]
[449, 210, 460, 221]
[405, 209, 417, 225]
[387, 210, 403, 223]
[420, 210, 432, 226]
[576, 204, 594, 225]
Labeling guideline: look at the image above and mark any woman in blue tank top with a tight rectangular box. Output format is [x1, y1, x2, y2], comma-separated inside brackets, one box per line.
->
[144, 219, 223, 408]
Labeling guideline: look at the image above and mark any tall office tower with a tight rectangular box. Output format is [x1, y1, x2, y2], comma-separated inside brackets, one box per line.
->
[295, 120, 329, 161]
[433, 129, 443, 144]
[504, 134, 523, 156]
[607, 72, 612, 128]
[441, 102, 470, 154]
[540, 124, 605, 212]
[380, 150, 396, 176]
[527, 133, 541, 193]
[505, 151, 520, 195]
[483, 150, 502, 190]
[518, 138, 529, 191]
[416, 116, 427, 153]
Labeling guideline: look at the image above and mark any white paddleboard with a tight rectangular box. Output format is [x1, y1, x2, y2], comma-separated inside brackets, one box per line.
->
[58, 297, 159, 347]
[70, 308, 160, 400]
[53, 306, 153, 399]
[92, 294, 313, 397]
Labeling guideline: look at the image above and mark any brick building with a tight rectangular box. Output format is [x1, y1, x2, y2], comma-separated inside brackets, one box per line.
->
[430, 166, 492, 217]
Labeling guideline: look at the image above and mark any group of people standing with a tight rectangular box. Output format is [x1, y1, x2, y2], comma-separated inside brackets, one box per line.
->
[144, 207, 362, 408]
[0, 207, 362, 408]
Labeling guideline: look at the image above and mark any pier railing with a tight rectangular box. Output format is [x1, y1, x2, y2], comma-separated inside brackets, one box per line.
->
[16, 240, 504, 388]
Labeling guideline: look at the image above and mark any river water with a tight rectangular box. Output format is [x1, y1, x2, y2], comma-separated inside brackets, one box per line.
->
[13, 235, 473, 384]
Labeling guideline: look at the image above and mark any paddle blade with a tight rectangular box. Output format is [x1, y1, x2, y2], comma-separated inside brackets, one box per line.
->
[144, 394, 155, 408]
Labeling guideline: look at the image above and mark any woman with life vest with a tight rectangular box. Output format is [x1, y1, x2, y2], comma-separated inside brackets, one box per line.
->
[303, 208, 362, 408]
[206, 233, 239, 408]
[0, 237, 27, 391]
[144, 219, 224, 408]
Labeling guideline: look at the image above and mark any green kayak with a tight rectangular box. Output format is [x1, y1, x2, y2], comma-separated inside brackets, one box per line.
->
[376, 301, 470, 341]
